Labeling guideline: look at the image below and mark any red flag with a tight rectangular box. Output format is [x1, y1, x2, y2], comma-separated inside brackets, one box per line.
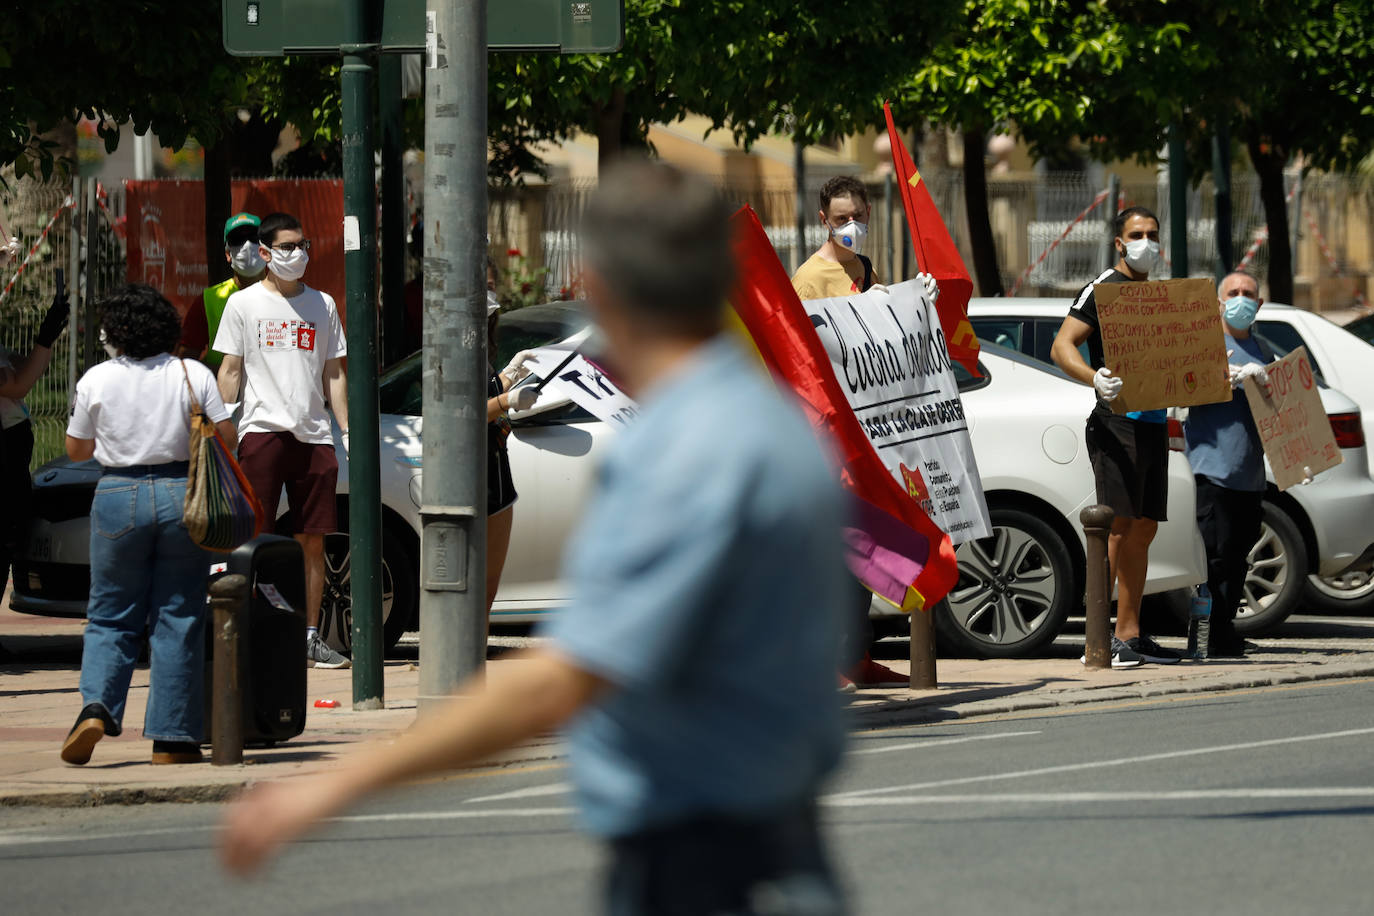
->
[883, 101, 982, 377]
[730, 205, 959, 611]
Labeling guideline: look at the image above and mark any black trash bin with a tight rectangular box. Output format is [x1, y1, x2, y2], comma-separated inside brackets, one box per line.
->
[203, 534, 308, 747]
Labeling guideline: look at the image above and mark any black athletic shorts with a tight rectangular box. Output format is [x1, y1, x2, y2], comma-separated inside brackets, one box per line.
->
[1084, 408, 1169, 521]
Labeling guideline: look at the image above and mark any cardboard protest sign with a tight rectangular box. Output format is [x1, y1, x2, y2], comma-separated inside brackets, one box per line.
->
[1242, 345, 1342, 490]
[1094, 278, 1230, 413]
[804, 279, 990, 545]
[524, 348, 638, 429]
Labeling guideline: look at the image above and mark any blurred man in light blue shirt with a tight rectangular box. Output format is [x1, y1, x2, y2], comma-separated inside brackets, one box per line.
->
[222, 159, 851, 915]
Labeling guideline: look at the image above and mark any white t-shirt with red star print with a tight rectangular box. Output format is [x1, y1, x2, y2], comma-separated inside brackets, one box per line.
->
[214, 282, 346, 445]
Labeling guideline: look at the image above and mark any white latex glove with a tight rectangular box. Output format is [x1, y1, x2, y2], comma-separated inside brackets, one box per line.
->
[1301, 465, 1314, 486]
[1093, 366, 1123, 401]
[1230, 362, 1270, 389]
[917, 272, 939, 304]
[507, 384, 540, 411]
[502, 349, 535, 384]
[340, 430, 350, 456]
[0, 236, 18, 267]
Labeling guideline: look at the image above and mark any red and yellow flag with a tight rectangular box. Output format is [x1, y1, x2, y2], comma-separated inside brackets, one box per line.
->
[729, 205, 959, 611]
[883, 101, 981, 377]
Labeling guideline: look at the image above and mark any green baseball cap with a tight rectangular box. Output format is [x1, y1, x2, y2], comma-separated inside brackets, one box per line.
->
[223, 212, 261, 243]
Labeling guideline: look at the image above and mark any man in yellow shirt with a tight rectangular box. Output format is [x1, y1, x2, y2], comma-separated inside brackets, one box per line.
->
[177, 212, 266, 371]
[792, 176, 878, 300]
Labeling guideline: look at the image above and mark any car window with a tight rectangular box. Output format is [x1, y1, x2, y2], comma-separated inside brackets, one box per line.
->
[1340, 314, 1374, 348]
[1254, 320, 1325, 382]
[969, 318, 1025, 352]
[378, 302, 592, 419]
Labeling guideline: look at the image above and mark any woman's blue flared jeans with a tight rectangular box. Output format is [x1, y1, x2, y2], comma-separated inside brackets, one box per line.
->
[80, 468, 209, 742]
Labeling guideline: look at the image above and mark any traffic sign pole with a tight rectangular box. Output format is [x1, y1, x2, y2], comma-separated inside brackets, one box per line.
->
[342, 1, 385, 710]
[418, 0, 490, 712]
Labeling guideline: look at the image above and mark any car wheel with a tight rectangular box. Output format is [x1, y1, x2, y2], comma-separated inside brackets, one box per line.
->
[934, 507, 1075, 658]
[318, 516, 419, 655]
[1235, 501, 1308, 635]
[1302, 570, 1374, 614]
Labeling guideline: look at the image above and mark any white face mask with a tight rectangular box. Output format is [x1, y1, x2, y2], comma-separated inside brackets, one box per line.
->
[1121, 238, 1160, 273]
[487, 289, 501, 317]
[829, 219, 868, 256]
[99, 328, 119, 359]
[265, 246, 309, 282]
[229, 240, 266, 278]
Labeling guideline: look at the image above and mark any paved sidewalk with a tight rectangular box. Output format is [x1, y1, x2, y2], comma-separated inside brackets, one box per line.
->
[4, 594, 1373, 808]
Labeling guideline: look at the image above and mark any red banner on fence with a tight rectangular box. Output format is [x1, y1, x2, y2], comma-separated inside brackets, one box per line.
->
[125, 179, 345, 319]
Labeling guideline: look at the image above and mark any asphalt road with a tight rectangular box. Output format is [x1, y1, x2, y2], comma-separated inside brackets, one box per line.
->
[4, 677, 1374, 914]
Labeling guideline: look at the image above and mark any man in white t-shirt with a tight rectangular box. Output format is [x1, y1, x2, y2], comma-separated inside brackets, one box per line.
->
[213, 212, 351, 669]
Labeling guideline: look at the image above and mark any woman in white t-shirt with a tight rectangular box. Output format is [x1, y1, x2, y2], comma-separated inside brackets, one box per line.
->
[59, 285, 236, 768]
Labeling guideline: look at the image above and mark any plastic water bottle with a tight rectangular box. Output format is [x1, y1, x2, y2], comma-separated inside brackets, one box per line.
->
[1187, 585, 1212, 659]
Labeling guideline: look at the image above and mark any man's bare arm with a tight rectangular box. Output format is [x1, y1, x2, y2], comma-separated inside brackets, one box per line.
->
[1050, 315, 1099, 386]
[217, 354, 244, 407]
[220, 648, 608, 875]
[324, 356, 348, 432]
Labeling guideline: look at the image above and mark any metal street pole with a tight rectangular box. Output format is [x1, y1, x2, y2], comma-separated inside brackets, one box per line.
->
[379, 53, 408, 367]
[793, 136, 806, 273]
[342, 0, 384, 709]
[1104, 172, 1121, 271]
[419, 0, 489, 712]
[1212, 122, 1234, 280]
[1168, 122, 1189, 278]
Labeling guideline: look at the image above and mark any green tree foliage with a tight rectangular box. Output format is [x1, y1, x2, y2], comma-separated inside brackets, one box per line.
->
[0, 1, 247, 179]
[487, 0, 961, 177]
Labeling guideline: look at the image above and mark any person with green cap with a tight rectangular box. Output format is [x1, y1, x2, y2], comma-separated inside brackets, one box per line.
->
[177, 212, 266, 369]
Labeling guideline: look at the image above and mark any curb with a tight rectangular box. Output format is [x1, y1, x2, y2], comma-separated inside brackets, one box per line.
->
[850, 661, 1374, 729]
[5, 663, 1371, 809]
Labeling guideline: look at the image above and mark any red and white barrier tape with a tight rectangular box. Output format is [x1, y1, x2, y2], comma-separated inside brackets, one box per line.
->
[1009, 188, 1110, 296]
[1303, 209, 1368, 311]
[0, 195, 76, 306]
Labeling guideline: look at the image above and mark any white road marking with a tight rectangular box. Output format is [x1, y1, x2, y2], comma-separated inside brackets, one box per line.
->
[826, 787, 1374, 807]
[464, 782, 571, 804]
[828, 726, 1374, 800]
[0, 807, 578, 848]
[848, 730, 1040, 756]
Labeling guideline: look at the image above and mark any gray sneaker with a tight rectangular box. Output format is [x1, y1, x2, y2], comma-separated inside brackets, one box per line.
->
[307, 635, 351, 669]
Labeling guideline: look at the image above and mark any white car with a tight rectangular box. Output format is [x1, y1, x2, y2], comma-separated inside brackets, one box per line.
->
[12, 302, 1207, 659]
[968, 298, 1374, 628]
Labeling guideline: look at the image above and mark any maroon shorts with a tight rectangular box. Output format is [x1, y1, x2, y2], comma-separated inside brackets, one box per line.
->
[238, 431, 339, 534]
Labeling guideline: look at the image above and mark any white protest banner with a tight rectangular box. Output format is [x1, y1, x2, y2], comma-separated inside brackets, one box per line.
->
[524, 348, 639, 429]
[1242, 345, 1342, 490]
[803, 279, 990, 544]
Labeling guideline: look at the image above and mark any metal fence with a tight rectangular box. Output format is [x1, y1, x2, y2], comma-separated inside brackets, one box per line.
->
[496, 168, 1372, 311]
[1, 176, 126, 470]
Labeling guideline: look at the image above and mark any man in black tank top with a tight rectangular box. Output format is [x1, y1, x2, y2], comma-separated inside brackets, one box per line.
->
[1050, 206, 1184, 668]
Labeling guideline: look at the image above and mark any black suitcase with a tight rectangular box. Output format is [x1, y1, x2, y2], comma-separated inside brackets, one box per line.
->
[203, 534, 308, 746]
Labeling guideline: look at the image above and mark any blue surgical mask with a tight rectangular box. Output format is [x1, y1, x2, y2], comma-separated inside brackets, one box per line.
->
[1223, 295, 1260, 330]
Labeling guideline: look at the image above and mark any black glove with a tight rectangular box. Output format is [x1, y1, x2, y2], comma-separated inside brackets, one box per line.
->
[35, 293, 69, 349]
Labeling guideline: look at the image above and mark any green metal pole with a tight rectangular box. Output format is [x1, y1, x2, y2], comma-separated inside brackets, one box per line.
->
[1213, 121, 1234, 280]
[342, 1, 384, 709]
[418, 0, 489, 712]
[1168, 122, 1189, 278]
[379, 54, 408, 367]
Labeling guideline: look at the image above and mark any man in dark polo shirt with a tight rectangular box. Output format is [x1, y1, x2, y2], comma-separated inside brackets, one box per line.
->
[1051, 205, 1183, 668]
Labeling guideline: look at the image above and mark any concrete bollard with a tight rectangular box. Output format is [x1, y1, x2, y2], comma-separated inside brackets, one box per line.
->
[1080, 505, 1115, 669]
[909, 606, 937, 689]
[208, 574, 249, 765]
